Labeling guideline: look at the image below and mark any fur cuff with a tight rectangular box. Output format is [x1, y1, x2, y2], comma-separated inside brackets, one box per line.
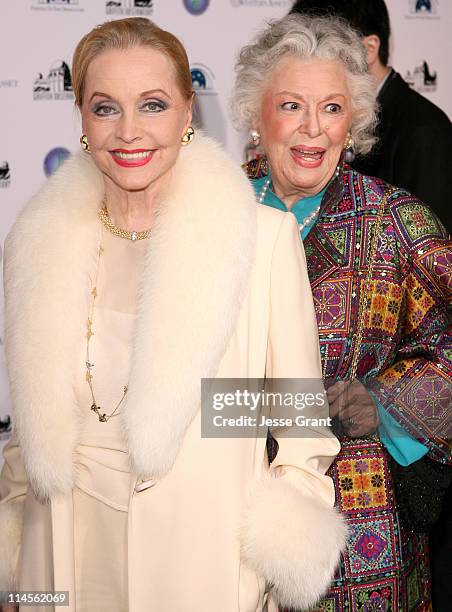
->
[0, 501, 24, 590]
[240, 474, 347, 609]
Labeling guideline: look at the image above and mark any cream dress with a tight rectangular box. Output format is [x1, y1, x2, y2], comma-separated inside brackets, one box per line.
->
[73, 228, 146, 612]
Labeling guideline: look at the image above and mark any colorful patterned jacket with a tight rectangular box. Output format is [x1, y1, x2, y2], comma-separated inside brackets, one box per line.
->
[247, 160, 451, 465]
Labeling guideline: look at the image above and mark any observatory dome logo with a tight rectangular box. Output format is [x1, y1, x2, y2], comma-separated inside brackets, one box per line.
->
[44, 148, 71, 177]
[183, 0, 209, 15]
[33, 60, 74, 101]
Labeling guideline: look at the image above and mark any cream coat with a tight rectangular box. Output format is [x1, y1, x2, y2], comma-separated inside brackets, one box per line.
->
[0, 135, 346, 611]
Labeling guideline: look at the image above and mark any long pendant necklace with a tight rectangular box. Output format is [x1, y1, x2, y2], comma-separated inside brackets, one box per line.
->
[85, 239, 128, 423]
[86, 202, 152, 422]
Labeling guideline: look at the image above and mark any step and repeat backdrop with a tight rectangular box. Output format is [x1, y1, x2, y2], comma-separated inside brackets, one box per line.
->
[0, 0, 451, 448]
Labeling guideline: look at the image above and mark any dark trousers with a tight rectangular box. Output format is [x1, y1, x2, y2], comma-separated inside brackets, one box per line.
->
[430, 483, 452, 611]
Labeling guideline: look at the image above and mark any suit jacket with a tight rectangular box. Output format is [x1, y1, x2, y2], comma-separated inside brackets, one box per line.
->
[0, 135, 346, 611]
[353, 70, 452, 232]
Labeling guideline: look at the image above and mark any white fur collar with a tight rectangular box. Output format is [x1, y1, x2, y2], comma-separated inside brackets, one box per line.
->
[4, 134, 257, 500]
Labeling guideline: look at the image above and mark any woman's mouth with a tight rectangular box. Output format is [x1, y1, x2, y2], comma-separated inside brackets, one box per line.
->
[110, 149, 154, 167]
[290, 146, 326, 168]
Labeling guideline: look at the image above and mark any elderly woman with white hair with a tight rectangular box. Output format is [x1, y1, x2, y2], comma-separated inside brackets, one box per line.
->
[235, 14, 452, 612]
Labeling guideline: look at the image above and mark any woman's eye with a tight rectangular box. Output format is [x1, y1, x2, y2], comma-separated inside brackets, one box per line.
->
[93, 104, 118, 117]
[281, 102, 301, 111]
[325, 103, 342, 113]
[141, 100, 167, 113]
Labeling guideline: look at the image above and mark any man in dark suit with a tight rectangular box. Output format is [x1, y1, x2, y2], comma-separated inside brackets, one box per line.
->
[290, 0, 451, 232]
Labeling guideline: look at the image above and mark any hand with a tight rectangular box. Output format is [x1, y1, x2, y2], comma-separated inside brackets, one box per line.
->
[327, 379, 380, 438]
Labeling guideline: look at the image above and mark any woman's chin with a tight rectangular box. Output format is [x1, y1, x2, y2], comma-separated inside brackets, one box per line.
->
[108, 172, 156, 193]
[290, 171, 327, 195]
[116, 180, 153, 192]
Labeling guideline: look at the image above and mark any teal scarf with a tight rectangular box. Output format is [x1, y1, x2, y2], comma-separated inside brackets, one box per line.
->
[252, 174, 326, 239]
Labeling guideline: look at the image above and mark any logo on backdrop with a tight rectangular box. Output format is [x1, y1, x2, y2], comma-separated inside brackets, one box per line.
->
[230, 0, 291, 7]
[0, 415, 12, 441]
[191, 64, 216, 95]
[0, 80, 19, 89]
[405, 60, 438, 93]
[44, 148, 71, 177]
[0, 161, 11, 188]
[106, 0, 153, 16]
[33, 60, 74, 101]
[190, 64, 226, 145]
[183, 0, 209, 15]
[406, 0, 439, 18]
[31, 0, 84, 12]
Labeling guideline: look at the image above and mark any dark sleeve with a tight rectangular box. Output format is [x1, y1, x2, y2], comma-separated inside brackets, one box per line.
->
[393, 122, 452, 233]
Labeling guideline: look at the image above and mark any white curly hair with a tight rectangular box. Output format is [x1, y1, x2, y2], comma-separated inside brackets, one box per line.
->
[232, 14, 378, 155]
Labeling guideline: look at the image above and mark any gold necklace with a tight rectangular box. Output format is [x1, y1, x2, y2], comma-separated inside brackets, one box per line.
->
[85, 241, 128, 422]
[98, 206, 151, 242]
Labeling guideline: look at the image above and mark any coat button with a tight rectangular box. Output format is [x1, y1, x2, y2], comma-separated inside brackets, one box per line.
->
[134, 478, 157, 493]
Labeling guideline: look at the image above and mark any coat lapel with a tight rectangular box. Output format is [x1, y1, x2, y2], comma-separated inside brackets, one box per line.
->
[123, 136, 257, 480]
[245, 156, 345, 289]
[303, 173, 345, 289]
[303, 227, 344, 289]
[5, 134, 257, 499]
[4, 154, 102, 501]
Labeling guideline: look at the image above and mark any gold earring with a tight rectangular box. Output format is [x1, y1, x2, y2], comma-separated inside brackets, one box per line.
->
[344, 132, 354, 150]
[344, 132, 355, 163]
[181, 126, 195, 146]
[80, 134, 90, 153]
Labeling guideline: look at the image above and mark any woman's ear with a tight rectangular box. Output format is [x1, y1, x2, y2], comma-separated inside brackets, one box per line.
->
[185, 92, 195, 130]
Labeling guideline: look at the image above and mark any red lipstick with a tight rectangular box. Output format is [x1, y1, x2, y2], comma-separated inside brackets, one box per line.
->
[110, 149, 154, 168]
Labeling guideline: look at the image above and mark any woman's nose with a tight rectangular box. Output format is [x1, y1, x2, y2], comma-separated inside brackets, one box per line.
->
[298, 108, 322, 139]
[115, 111, 143, 143]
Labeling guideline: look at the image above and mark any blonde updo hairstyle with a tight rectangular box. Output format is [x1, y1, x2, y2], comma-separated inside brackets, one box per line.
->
[233, 14, 378, 155]
[72, 17, 193, 108]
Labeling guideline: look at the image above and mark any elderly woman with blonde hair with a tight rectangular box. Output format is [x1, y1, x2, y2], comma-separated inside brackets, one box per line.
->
[0, 16, 347, 612]
[236, 14, 451, 611]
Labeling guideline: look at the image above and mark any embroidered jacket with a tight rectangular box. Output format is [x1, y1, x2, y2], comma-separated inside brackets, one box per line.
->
[247, 159, 451, 465]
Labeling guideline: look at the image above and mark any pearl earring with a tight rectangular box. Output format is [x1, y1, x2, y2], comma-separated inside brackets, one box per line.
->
[249, 129, 261, 147]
